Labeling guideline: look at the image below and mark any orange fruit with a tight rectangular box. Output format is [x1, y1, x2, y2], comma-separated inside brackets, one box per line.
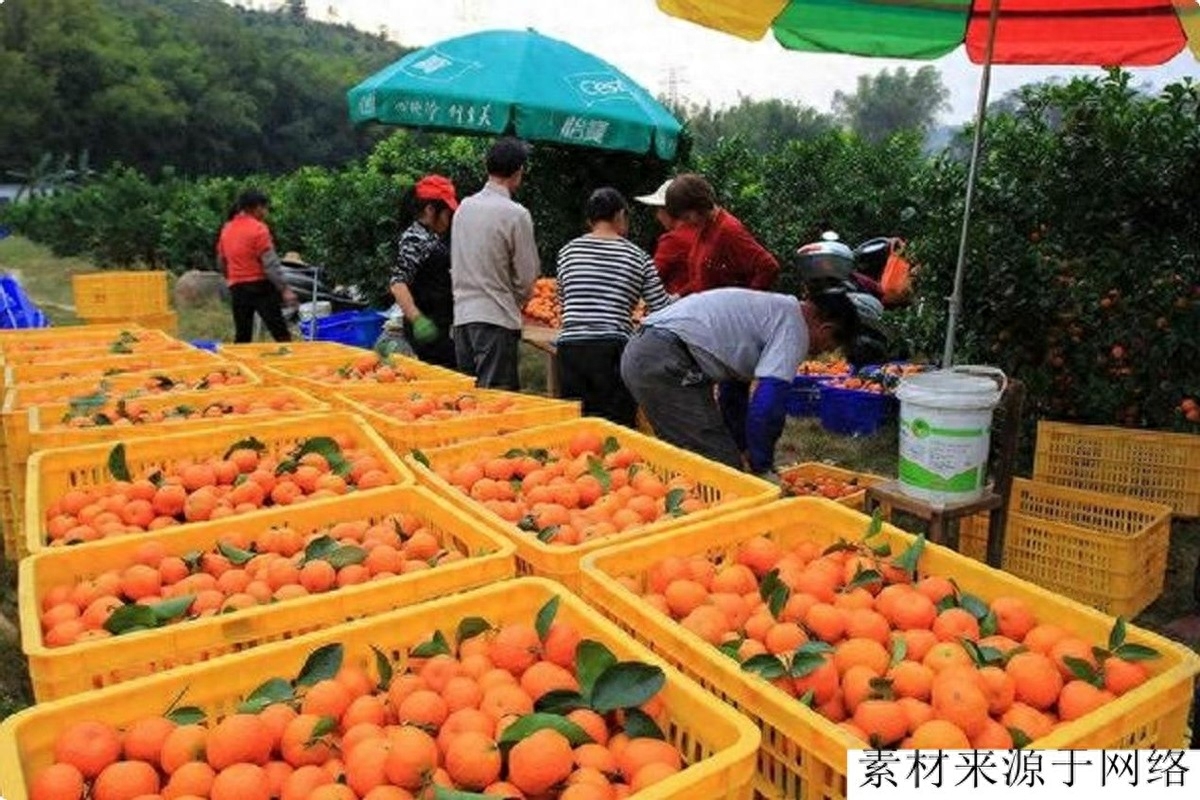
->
[931, 608, 980, 642]
[1001, 702, 1054, 741]
[301, 679, 353, 720]
[567, 709, 610, 747]
[509, 728, 575, 795]
[122, 716, 177, 764]
[344, 738, 392, 797]
[489, 623, 542, 676]
[162, 761, 216, 799]
[931, 675, 990, 738]
[1022, 624, 1067, 655]
[989, 596, 1036, 641]
[520, 661, 580, 701]
[1058, 680, 1114, 722]
[92, 760, 160, 800]
[54, 720, 123, 779]
[971, 718, 1014, 749]
[853, 700, 908, 746]
[615, 737, 683, 783]
[211, 763, 272, 800]
[444, 730, 503, 790]
[1006, 651, 1064, 711]
[1048, 637, 1099, 680]
[910, 719, 971, 749]
[888, 660, 934, 701]
[833, 638, 890, 677]
[160, 725, 208, 774]
[1103, 657, 1149, 696]
[543, 621, 582, 669]
[30, 763, 85, 800]
[384, 726, 439, 790]
[206, 713, 272, 770]
[631, 761, 681, 791]
[398, 689, 449, 729]
[280, 713, 334, 767]
[977, 665, 1016, 715]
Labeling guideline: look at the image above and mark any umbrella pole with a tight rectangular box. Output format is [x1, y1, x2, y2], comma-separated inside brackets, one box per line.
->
[942, 0, 1002, 368]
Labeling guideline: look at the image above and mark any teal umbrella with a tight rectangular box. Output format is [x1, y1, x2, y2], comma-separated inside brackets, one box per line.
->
[347, 28, 683, 160]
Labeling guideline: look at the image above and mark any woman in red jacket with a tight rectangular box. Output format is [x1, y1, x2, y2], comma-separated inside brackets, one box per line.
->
[664, 173, 780, 294]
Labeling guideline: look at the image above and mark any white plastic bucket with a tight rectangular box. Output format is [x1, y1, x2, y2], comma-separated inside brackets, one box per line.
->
[894, 366, 1007, 505]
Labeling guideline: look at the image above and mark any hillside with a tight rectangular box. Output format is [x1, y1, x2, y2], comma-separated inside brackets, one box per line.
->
[0, 0, 407, 178]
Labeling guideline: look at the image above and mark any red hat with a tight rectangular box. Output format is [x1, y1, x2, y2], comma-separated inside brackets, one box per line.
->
[414, 174, 459, 211]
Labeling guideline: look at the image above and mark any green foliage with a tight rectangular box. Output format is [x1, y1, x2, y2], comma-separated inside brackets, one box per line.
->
[833, 66, 951, 142]
[0, 0, 404, 177]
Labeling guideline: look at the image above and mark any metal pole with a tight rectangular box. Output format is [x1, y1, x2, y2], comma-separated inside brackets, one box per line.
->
[942, 0, 1002, 368]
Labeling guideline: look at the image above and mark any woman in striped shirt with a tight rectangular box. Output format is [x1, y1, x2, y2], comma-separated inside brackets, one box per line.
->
[555, 188, 672, 426]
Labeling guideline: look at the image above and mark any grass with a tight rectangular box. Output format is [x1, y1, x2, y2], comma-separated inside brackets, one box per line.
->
[0, 235, 1196, 728]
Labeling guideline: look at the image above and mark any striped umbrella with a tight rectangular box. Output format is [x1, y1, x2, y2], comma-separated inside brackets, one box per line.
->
[655, 0, 1200, 364]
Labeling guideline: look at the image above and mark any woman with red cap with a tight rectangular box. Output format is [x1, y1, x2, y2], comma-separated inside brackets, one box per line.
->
[386, 174, 459, 368]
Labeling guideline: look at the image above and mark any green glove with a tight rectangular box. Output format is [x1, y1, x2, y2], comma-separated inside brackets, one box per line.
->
[411, 314, 439, 344]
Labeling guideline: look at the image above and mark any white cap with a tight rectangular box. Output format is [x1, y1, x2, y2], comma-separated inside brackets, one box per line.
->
[634, 178, 674, 207]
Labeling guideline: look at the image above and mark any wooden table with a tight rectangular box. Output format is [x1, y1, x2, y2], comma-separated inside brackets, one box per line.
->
[864, 479, 1006, 567]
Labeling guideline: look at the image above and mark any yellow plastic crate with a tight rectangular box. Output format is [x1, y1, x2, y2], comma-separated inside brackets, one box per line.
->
[0, 328, 183, 367]
[0, 577, 760, 800]
[0, 487, 14, 561]
[71, 270, 169, 318]
[218, 340, 365, 362]
[1033, 420, 1200, 518]
[0, 322, 147, 352]
[334, 385, 581, 453]
[953, 478, 1171, 617]
[81, 310, 179, 336]
[579, 499, 1200, 800]
[19, 486, 517, 701]
[25, 411, 414, 555]
[257, 352, 471, 398]
[3, 345, 217, 386]
[778, 462, 887, 511]
[3, 387, 331, 544]
[404, 417, 780, 590]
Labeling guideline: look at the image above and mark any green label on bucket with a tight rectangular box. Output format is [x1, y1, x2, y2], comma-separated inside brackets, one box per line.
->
[899, 458, 981, 492]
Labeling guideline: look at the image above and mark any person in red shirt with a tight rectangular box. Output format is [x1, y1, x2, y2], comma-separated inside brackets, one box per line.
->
[634, 179, 697, 296]
[664, 173, 780, 294]
[216, 189, 297, 343]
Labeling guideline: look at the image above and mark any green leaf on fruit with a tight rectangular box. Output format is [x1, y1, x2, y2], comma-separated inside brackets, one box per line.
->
[217, 540, 255, 566]
[434, 788, 494, 800]
[1114, 643, 1161, 662]
[602, 436, 621, 456]
[867, 677, 894, 701]
[1109, 617, 1127, 651]
[890, 636, 908, 668]
[767, 584, 790, 620]
[1008, 727, 1033, 749]
[822, 539, 858, 556]
[503, 448, 527, 459]
[979, 610, 999, 638]
[497, 713, 592, 750]
[590, 663, 666, 713]
[935, 595, 958, 613]
[238, 677, 295, 713]
[411, 449, 431, 468]
[623, 708, 665, 740]
[586, 456, 612, 492]
[959, 593, 990, 621]
[325, 545, 368, 570]
[664, 488, 687, 517]
[536, 525, 560, 543]
[411, 630, 452, 659]
[371, 645, 393, 691]
[863, 508, 884, 539]
[845, 567, 883, 593]
[307, 715, 338, 745]
[535, 596, 560, 642]
[535, 689, 587, 715]
[789, 650, 827, 679]
[103, 603, 157, 635]
[223, 437, 266, 460]
[1063, 656, 1103, 686]
[296, 643, 344, 687]
[718, 638, 743, 661]
[151, 594, 195, 623]
[107, 443, 131, 482]
[456, 617, 493, 646]
[741, 654, 787, 681]
[165, 706, 206, 725]
[302, 535, 339, 564]
[576, 639, 618, 698]
[893, 533, 925, 575]
[798, 689, 816, 708]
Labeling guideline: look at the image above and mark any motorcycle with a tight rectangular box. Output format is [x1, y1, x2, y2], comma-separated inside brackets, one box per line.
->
[277, 258, 371, 323]
[792, 232, 910, 366]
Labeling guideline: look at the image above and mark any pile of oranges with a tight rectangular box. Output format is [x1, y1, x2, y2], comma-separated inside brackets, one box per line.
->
[524, 278, 561, 328]
[523, 278, 648, 330]
[628, 528, 1159, 750]
[43, 436, 394, 547]
[36, 512, 466, 648]
[358, 392, 521, 424]
[1178, 396, 1199, 424]
[16, 368, 253, 407]
[29, 603, 687, 800]
[431, 431, 711, 546]
[60, 392, 310, 428]
[796, 360, 852, 377]
[294, 355, 422, 385]
[825, 376, 889, 394]
[780, 470, 862, 500]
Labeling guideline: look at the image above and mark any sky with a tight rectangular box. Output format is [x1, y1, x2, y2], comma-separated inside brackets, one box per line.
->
[263, 0, 1198, 123]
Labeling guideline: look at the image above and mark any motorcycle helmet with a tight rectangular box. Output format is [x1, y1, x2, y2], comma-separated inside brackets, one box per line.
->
[794, 237, 856, 285]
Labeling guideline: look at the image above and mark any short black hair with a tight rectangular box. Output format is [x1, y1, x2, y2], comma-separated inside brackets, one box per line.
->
[486, 137, 530, 178]
[584, 187, 628, 225]
[809, 289, 862, 352]
[664, 173, 716, 218]
[236, 189, 269, 212]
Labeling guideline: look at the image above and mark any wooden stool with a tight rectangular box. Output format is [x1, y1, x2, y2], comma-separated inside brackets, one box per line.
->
[865, 480, 1005, 564]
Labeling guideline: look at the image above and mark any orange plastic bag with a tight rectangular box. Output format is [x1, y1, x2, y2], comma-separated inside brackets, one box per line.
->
[880, 238, 912, 307]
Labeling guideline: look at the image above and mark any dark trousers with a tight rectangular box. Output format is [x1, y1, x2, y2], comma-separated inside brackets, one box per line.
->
[558, 338, 638, 427]
[230, 280, 290, 344]
[620, 327, 742, 470]
[453, 322, 521, 390]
